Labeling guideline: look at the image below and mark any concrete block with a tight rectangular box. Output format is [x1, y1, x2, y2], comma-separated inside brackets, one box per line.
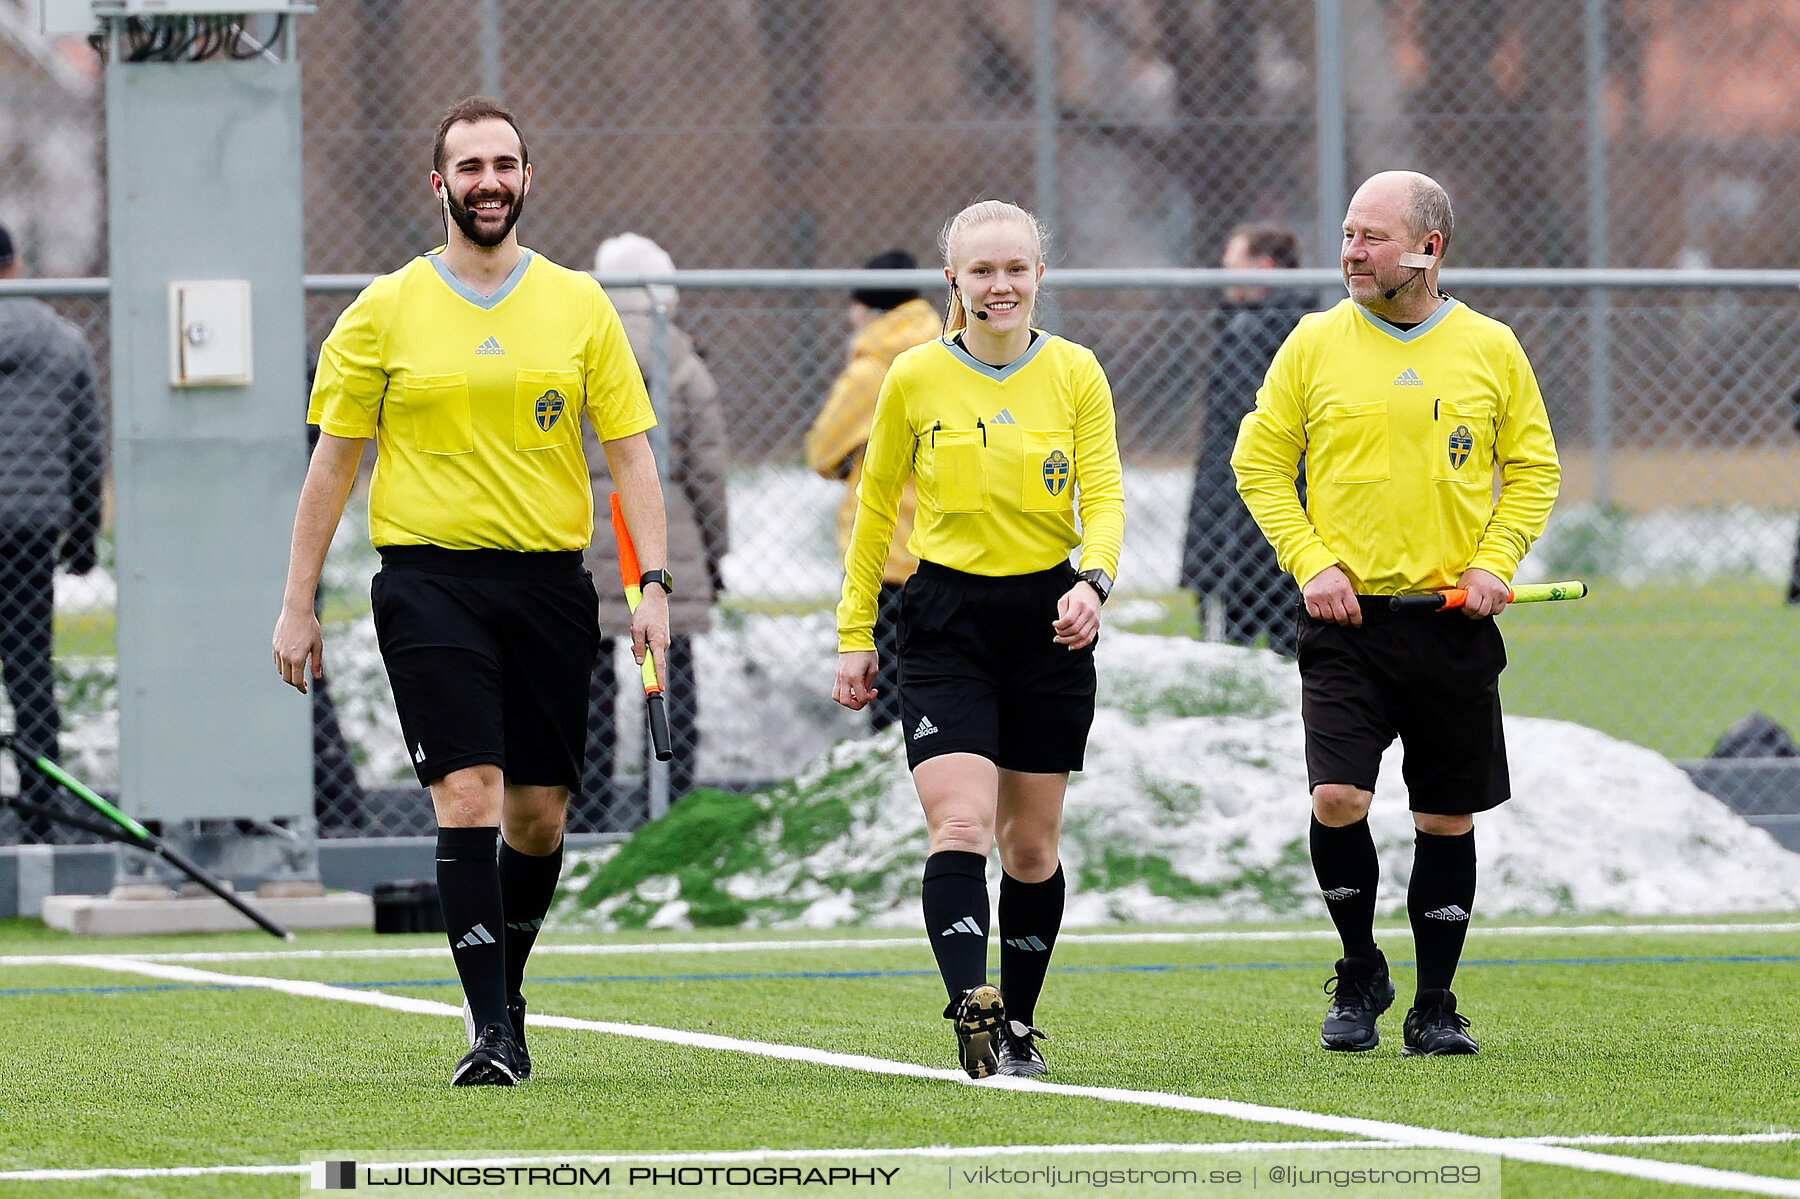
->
[40, 891, 373, 936]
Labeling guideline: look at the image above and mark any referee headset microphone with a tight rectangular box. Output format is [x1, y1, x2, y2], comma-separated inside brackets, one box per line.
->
[953, 282, 989, 320]
[1383, 237, 1441, 301]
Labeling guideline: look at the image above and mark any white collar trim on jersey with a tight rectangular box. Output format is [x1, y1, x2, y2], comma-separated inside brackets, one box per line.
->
[426, 248, 536, 310]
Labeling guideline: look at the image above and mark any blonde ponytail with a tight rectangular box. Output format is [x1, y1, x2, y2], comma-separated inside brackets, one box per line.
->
[944, 282, 970, 336]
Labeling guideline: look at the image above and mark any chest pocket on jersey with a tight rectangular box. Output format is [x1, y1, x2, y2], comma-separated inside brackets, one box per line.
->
[918, 424, 988, 513]
[1314, 400, 1390, 484]
[396, 372, 472, 455]
[1020, 429, 1075, 513]
[1434, 399, 1496, 484]
[515, 369, 582, 452]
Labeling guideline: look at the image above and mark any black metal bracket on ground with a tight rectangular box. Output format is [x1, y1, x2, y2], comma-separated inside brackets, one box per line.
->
[0, 733, 292, 939]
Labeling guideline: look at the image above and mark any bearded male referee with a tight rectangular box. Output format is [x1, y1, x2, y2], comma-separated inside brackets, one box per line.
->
[273, 97, 670, 1086]
[1232, 170, 1559, 1056]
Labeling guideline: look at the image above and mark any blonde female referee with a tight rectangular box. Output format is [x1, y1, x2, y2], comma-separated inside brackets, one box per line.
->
[831, 199, 1125, 1079]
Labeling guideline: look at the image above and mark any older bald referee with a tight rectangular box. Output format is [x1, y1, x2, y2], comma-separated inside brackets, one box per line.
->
[1233, 170, 1559, 1058]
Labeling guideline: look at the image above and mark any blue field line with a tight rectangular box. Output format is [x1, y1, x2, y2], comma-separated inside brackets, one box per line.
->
[5, 952, 1795, 998]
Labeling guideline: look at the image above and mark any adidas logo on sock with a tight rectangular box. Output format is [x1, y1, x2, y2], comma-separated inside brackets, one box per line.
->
[1393, 367, 1423, 386]
[990, 408, 1016, 424]
[506, 918, 543, 933]
[454, 923, 496, 948]
[1321, 887, 1361, 901]
[912, 715, 939, 740]
[476, 336, 505, 355]
[1004, 935, 1048, 951]
[1422, 904, 1469, 921]
[938, 916, 983, 937]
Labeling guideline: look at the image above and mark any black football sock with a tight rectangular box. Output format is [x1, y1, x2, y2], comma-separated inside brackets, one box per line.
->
[998, 865, 1064, 1027]
[1409, 828, 1477, 998]
[921, 850, 991, 1001]
[436, 825, 509, 1032]
[499, 835, 564, 1000]
[1310, 815, 1381, 961]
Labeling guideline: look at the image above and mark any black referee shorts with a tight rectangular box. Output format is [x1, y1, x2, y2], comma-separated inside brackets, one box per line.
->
[1297, 599, 1509, 815]
[371, 546, 601, 789]
[898, 560, 1096, 774]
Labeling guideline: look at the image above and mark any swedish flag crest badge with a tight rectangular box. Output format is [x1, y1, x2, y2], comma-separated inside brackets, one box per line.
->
[535, 388, 566, 432]
[1042, 449, 1070, 496]
[1447, 424, 1472, 470]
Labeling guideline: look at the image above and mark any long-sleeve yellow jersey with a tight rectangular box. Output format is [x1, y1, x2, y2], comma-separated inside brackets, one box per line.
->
[804, 298, 941, 584]
[1231, 298, 1560, 595]
[836, 332, 1125, 652]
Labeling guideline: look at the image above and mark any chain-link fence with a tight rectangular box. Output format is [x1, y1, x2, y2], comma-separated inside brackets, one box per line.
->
[7, 0, 1800, 840]
[14, 1, 1800, 278]
[9, 272, 1800, 840]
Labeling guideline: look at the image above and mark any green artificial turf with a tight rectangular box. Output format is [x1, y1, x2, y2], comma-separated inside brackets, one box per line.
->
[5, 919, 1796, 1197]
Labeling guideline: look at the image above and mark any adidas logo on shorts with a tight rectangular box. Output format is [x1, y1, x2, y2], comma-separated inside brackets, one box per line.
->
[1422, 904, 1470, 921]
[912, 715, 939, 740]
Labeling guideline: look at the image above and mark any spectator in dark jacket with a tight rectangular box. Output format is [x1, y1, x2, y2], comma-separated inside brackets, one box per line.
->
[1180, 224, 1314, 657]
[0, 223, 103, 843]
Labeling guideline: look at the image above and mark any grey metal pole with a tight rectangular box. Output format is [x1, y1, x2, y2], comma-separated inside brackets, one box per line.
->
[102, 18, 311, 884]
[1034, 0, 1059, 243]
[1314, 0, 1348, 270]
[1584, 0, 1613, 506]
[480, 0, 502, 100]
[645, 303, 673, 821]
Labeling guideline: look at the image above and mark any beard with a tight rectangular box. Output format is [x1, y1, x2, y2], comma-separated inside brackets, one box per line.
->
[445, 186, 526, 248]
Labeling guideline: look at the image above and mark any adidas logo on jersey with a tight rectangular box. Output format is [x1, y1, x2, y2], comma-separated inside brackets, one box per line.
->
[1422, 904, 1469, 922]
[1004, 935, 1048, 951]
[990, 408, 1017, 424]
[1393, 367, 1422, 386]
[1320, 887, 1361, 901]
[939, 916, 983, 937]
[476, 336, 506, 355]
[912, 715, 939, 740]
[453, 923, 496, 948]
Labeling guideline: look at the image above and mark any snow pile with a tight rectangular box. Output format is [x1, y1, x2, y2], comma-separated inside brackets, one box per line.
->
[554, 631, 1800, 930]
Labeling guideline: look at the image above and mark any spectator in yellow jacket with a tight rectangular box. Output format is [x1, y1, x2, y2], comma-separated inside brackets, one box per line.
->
[805, 250, 940, 731]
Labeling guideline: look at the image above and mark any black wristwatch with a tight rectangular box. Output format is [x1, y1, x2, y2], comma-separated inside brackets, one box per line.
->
[1077, 568, 1113, 604]
[638, 569, 673, 596]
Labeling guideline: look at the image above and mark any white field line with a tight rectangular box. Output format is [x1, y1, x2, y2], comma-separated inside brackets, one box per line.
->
[3, 920, 1796, 968]
[49, 954, 1800, 1199]
[7, 1135, 1800, 1183]
[1530, 1133, 1800, 1146]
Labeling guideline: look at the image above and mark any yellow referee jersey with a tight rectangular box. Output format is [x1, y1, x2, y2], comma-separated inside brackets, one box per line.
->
[837, 333, 1126, 652]
[310, 249, 655, 551]
[1231, 298, 1560, 594]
